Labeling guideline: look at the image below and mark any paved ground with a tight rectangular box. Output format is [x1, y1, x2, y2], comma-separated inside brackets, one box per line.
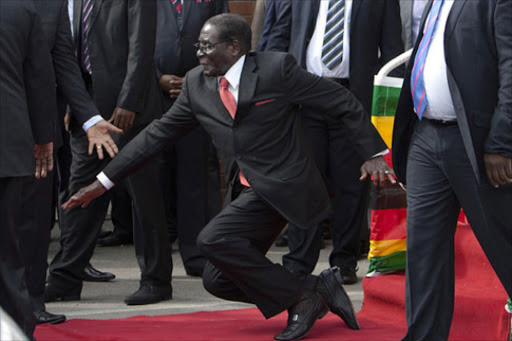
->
[46, 220, 368, 321]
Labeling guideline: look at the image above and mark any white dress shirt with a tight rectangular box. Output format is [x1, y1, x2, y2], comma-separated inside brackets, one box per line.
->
[306, 0, 353, 78]
[423, 0, 456, 121]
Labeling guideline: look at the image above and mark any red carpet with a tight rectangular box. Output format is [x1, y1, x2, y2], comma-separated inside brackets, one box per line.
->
[36, 227, 509, 341]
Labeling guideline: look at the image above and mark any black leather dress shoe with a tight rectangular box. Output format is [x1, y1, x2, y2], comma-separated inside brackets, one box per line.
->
[35, 310, 66, 325]
[97, 233, 133, 247]
[124, 283, 172, 305]
[82, 263, 116, 282]
[339, 267, 358, 285]
[44, 283, 81, 303]
[317, 267, 359, 330]
[274, 291, 328, 341]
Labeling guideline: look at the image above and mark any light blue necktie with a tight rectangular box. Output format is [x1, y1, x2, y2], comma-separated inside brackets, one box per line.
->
[321, 0, 346, 70]
[410, 0, 444, 119]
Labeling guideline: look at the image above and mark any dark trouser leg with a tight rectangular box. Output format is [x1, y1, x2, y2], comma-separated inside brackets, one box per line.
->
[19, 174, 54, 314]
[110, 182, 134, 241]
[126, 155, 172, 285]
[327, 118, 368, 270]
[402, 121, 460, 341]
[0, 177, 35, 337]
[175, 127, 221, 275]
[199, 187, 317, 318]
[48, 132, 110, 291]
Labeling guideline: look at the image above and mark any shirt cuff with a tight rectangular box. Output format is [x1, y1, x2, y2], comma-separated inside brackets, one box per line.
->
[96, 172, 115, 190]
[82, 115, 104, 132]
[372, 149, 389, 158]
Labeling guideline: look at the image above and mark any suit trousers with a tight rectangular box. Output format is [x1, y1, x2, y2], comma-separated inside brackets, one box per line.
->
[48, 126, 172, 291]
[198, 186, 317, 318]
[0, 177, 35, 337]
[159, 122, 222, 275]
[284, 105, 369, 274]
[402, 119, 512, 341]
[19, 172, 54, 313]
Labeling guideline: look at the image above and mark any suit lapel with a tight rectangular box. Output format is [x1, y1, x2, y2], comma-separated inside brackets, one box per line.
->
[235, 55, 258, 122]
[350, 0, 362, 30]
[86, 0, 103, 38]
[73, 0, 82, 42]
[181, 0, 192, 27]
[444, 0, 468, 40]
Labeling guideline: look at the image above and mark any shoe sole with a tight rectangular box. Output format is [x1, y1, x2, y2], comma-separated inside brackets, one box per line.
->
[319, 268, 360, 330]
[44, 294, 80, 303]
[124, 294, 172, 306]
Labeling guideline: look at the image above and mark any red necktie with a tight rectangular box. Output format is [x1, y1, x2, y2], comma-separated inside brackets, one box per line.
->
[219, 77, 250, 187]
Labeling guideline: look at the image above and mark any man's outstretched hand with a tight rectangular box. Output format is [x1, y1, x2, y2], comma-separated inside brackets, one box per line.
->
[62, 180, 106, 210]
[360, 156, 396, 186]
[87, 120, 123, 160]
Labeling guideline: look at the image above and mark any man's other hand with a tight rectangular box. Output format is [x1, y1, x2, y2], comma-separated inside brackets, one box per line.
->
[87, 120, 123, 159]
[62, 180, 106, 209]
[360, 156, 396, 186]
[484, 153, 512, 188]
[109, 107, 135, 131]
[159, 74, 184, 98]
[34, 142, 54, 179]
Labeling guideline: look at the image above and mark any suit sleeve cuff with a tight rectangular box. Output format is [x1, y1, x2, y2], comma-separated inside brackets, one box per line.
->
[96, 172, 115, 190]
[372, 149, 389, 158]
[82, 115, 104, 132]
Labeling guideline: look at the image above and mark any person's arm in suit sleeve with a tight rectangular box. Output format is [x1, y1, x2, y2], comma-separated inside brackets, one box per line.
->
[379, 0, 405, 76]
[111, 0, 157, 130]
[280, 53, 394, 182]
[61, 73, 199, 208]
[23, 9, 57, 178]
[52, 0, 122, 158]
[483, 0, 512, 187]
[263, 0, 291, 52]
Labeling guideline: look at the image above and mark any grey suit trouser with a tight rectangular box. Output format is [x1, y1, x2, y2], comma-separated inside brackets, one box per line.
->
[198, 186, 317, 318]
[402, 119, 512, 341]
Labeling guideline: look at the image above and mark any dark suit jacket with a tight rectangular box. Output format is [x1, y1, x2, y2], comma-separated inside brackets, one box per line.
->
[34, 0, 99, 147]
[392, 0, 512, 184]
[102, 52, 387, 229]
[154, 0, 228, 79]
[265, 0, 404, 113]
[71, 0, 161, 132]
[0, 1, 57, 178]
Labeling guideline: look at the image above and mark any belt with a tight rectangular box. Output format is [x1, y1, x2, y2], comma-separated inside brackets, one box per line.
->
[326, 77, 350, 88]
[424, 118, 457, 126]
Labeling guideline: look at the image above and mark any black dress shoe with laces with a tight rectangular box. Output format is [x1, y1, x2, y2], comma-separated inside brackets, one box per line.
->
[35, 310, 66, 325]
[124, 283, 172, 305]
[339, 267, 358, 284]
[97, 233, 133, 247]
[82, 263, 116, 282]
[274, 291, 328, 341]
[44, 283, 81, 302]
[317, 267, 359, 330]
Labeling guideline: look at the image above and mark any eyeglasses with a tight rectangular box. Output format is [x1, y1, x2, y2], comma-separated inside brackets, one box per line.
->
[194, 40, 232, 54]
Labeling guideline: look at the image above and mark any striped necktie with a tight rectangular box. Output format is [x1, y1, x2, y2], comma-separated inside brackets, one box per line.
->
[219, 77, 250, 187]
[321, 0, 346, 70]
[170, 0, 182, 14]
[81, 0, 93, 74]
[410, 0, 444, 119]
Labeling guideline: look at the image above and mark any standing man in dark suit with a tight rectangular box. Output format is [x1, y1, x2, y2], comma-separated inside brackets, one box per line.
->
[46, 0, 173, 306]
[62, 14, 396, 341]
[265, 0, 404, 284]
[18, 0, 122, 325]
[154, 0, 226, 277]
[392, 0, 512, 339]
[0, 1, 57, 337]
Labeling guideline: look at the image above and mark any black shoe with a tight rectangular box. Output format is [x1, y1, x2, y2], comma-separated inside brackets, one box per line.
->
[97, 233, 133, 247]
[124, 283, 172, 305]
[35, 310, 66, 325]
[274, 291, 328, 341]
[275, 234, 289, 247]
[82, 263, 115, 282]
[339, 267, 358, 285]
[98, 230, 112, 239]
[317, 267, 359, 330]
[44, 283, 81, 303]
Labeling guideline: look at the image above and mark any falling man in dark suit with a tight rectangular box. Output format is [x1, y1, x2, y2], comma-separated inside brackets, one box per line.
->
[392, 0, 512, 340]
[63, 13, 395, 341]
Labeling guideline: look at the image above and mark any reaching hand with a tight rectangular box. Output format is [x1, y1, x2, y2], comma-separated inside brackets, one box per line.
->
[109, 107, 135, 131]
[87, 119, 123, 159]
[159, 74, 184, 99]
[61, 180, 106, 210]
[484, 153, 512, 188]
[360, 156, 396, 186]
[34, 142, 54, 179]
